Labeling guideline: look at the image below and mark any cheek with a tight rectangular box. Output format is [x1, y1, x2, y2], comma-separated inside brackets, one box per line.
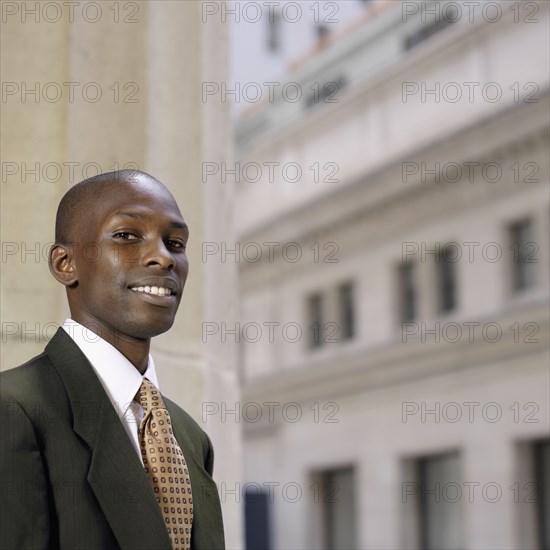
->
[113, 246, 139, 266]
[178, 257, 190, 276]
[83, 258, 126, 295]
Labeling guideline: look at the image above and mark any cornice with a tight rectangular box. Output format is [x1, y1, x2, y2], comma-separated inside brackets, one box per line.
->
[238, 101, 549, 290]
[241, 299, 549, 424]
[237, 90, 549, 245]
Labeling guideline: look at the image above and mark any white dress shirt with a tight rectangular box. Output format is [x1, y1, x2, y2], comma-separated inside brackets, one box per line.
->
[62, 318, 159, 463]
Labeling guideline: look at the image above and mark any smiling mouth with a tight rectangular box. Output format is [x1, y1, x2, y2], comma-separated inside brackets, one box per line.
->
[130, 286, 175, 297]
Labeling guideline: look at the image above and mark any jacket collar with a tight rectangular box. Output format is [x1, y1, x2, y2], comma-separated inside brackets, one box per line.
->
[45, 328, 173, 549]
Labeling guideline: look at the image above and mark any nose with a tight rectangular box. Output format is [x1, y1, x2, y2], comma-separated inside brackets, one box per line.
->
[142, 238, 175, 270]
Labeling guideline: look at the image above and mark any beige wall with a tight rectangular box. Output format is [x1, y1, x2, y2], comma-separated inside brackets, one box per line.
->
[0, 2, 242, 547]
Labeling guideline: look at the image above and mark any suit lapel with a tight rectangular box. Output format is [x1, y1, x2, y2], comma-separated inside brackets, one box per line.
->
[167, 401, 225, 549]
[45, 329, 172, 549]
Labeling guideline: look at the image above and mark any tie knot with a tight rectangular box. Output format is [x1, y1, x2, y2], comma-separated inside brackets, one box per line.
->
[135, 378, 165, 413]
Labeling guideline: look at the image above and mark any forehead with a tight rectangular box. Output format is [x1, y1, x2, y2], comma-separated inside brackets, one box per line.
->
[96, 180, 183, 221]
[74, 179, 186, 239]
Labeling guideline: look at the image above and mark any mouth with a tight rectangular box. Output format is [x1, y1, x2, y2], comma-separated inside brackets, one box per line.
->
[127, 278, 180, 306]
[128, 284, 178, 308]
[129, 285, 175, 297]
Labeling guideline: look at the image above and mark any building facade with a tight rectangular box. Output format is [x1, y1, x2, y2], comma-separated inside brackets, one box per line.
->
[1, 3, 243, 547]
[233, 1, 550, 548]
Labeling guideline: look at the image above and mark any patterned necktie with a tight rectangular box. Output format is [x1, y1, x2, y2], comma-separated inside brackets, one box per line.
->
[135, 379, 193, 550]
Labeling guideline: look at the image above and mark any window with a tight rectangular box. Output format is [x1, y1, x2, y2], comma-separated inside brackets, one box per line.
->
[308, 293, 324, 349]
[534, 439, 550, 550]
[339, 282, 355, 340]
[244, 488, 271, 550]
[404, 9, 457, 50]
[318, 467, 358, 550]
[267, 9, 281, 53]
[438, 246, 457, 313]
[316, 24, 330, 43]
[509, 219, 536, 292]
[399, 262, 417, 323]
[304, 75, 346, 109]
[417, 452, 463, 550]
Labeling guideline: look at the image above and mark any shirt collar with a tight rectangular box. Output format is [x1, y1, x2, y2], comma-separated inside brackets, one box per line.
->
[62, 319, 159, 414]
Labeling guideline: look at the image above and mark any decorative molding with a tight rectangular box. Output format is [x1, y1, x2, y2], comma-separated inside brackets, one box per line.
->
[242, 300, 549, 413]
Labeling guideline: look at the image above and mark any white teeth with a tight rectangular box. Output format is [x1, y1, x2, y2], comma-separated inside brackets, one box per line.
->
[130, 286, 172, 296]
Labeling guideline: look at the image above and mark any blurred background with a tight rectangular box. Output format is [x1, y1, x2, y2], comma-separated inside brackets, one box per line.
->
[1, 1, 549, 549]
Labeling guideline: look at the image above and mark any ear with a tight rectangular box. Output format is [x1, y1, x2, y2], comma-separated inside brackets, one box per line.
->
[49, 243, 78, 287]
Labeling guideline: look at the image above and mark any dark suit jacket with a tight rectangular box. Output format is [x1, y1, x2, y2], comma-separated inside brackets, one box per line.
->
[0, 328, 225, 550]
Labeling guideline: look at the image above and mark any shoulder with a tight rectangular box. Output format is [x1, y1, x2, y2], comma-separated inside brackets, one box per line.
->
[0, 351, 69, 424]
[1, 352, 55, 399]
[1, 329, 77, 403]
[164, 396, 210, 442]
[163, 396, 214, 464]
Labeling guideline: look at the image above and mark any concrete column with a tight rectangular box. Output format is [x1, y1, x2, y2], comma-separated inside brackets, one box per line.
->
[1, 1, 242, 546]
[0, 6, 70, 366]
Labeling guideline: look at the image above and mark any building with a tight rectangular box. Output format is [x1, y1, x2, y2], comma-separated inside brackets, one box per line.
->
[232, 1, 550, 548]
[1, 3, 242, 547]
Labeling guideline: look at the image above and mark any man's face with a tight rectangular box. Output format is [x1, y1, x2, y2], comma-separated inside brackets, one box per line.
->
[69, 178, 189, 341]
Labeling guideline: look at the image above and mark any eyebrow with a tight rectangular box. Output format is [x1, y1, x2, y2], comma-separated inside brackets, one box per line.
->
[113, 211, 188, 231]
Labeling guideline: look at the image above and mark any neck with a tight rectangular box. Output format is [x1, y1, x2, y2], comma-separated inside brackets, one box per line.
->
[71, 315, 151, 374]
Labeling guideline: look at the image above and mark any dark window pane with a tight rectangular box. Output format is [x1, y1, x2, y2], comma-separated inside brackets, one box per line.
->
[510, 219, 536, 291]
[245, 490, 271, 550]
[321, 467, 357, 549]
[439, 246, 457, 313]
[267, 11, 281, 53]
[304, 75, 347, 109]
[308, 293, 323, 348]
[399, 263, 416, 323]
[534, 439, 550, 550]
[339, 282, 355, 340]
[404, 13, 457, 50]
[316, 24, 330, 42]
[418, 452, 463, 550]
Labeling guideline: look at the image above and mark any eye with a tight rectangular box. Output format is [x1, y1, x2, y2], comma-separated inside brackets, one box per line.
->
[113, 232, 140, 241]
[166, 239, 186, 250]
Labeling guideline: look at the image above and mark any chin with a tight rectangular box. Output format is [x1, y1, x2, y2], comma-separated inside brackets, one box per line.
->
[118, 316, 176, 340]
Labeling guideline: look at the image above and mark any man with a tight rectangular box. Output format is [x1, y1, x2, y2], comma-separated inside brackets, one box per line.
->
[0, 170, 225, 549]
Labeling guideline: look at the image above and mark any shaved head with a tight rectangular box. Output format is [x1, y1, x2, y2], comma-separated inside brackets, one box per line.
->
[54, 170, 171, 244]
[49, 169, 189, 356]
